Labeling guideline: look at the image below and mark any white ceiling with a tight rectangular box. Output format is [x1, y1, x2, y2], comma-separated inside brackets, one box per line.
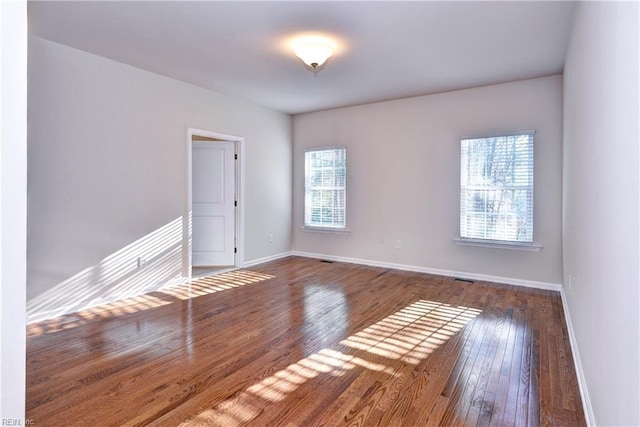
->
[28, 1, 576, 115]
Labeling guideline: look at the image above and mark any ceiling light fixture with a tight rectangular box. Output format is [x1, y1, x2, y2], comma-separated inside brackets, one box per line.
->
[292, 36, 336, 70]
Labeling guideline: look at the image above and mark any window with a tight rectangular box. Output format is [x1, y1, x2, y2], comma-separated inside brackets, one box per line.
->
[304, 147, 346, 230]
[460, 132, 534, 244]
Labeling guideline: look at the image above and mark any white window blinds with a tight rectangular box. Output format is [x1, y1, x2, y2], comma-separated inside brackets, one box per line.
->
[304, 147, 346, 229]
[460, 132, 534, 244]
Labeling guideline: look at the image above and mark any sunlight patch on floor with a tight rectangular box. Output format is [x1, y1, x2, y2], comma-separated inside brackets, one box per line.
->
[340, 300, 481, 364]
[180, 299, 481, 426]
[27, 269, 274, 337]
[162, 270, 275, 300]
[26, 293, 174, 337]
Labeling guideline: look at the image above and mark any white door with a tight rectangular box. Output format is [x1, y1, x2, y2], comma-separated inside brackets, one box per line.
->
[192, 141, 235, 266]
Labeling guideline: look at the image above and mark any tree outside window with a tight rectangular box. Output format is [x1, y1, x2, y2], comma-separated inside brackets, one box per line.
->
[460, 132, 534, 244]
[304, 147, 347, 230]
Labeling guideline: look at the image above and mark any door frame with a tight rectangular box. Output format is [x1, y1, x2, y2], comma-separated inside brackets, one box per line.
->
[184, 127, 245, 279]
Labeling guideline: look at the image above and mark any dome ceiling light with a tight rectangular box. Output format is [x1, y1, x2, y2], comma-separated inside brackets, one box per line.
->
[291, 36, 336, 71]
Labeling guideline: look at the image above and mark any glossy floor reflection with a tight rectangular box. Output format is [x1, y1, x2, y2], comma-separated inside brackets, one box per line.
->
[26, 256, 586, 426]
[185, 300, 481, 425]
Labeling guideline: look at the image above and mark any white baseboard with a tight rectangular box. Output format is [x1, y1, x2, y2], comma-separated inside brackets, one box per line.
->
[242, 251, 293, 268]
[290, 251, 562, 291]
[560, 287, 596, 426]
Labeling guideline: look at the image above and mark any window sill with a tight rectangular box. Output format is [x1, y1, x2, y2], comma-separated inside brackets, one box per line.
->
[454, 238, 541, 252]
[300, 226, 350, 234]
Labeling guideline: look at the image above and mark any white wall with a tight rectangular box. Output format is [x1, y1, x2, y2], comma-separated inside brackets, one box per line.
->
[1, 0, 27, 419]
[293, 76, 563, 286]
[562, 2, 639, 425]
[27, 37, 292, 322]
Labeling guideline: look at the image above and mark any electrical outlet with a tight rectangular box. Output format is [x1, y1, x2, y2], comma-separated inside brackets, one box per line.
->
[395, 240, 402, 249]
[268, 234, 274, 243]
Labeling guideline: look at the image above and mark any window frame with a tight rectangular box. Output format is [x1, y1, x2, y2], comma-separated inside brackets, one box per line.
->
[458, 130, 536, 249]
[303, 146, 348, 232]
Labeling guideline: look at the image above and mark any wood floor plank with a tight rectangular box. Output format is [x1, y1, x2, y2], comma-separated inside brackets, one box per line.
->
[465, 305, 509, 423]
[475, 307, 514, 427]
[377, 279, 473, 426]
[487, 314, 517, 427]
[515, 312, 533, 426]
[25, 256, 586, 426]
[438, 301, 495, 425]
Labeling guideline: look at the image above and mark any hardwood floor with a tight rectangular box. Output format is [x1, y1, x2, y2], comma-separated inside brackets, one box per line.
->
[26, 256, 585, 426]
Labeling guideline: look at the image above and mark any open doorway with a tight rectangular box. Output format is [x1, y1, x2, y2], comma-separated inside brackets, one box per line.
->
[187, 129, 244, 279]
